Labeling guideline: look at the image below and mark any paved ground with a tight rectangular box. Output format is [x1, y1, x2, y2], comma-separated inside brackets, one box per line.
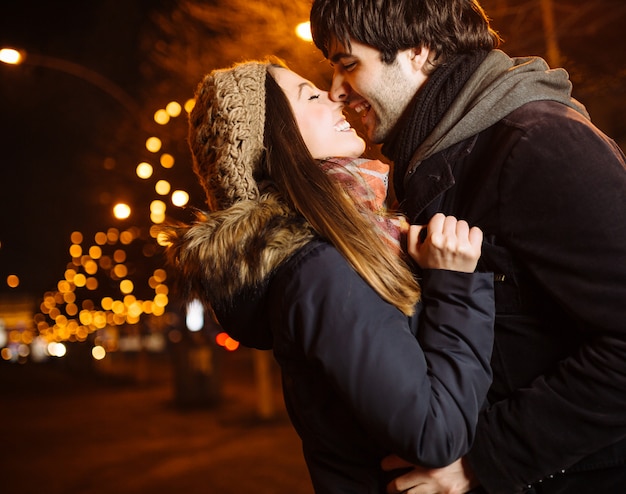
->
[0, 346, 314, 494]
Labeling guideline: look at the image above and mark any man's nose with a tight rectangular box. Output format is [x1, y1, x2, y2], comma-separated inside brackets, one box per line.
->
[329, 72, 349, 102]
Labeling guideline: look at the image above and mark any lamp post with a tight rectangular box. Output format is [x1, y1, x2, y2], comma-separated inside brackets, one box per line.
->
[0, 47, 140, 116]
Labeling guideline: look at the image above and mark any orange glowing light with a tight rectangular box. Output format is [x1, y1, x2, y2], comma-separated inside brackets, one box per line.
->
[216, 332, 229, 346]
[216, 332, 239, 351]
[224, 337, 240, 351]
[6, 274, 19, 288]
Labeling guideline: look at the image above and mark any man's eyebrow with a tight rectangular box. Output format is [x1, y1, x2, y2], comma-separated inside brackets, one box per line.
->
[329, 52, 352, 64]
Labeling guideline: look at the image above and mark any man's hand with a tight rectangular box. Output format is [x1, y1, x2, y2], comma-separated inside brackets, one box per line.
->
[382, 455, 478, 494]
[407, 213, 482, 273]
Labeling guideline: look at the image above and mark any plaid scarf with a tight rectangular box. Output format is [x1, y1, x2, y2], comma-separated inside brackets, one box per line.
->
[319, 157, 404, 251]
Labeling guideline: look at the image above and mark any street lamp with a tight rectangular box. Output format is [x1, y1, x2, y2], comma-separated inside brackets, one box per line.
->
[295, 21, 312, 42]
[0, 46, 140, 116]
[0, 48, 21, 64]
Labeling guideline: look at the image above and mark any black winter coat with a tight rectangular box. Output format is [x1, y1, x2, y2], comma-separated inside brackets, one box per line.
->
[170, 194, 495, 493]
[400, 100, 626, 493]
[219, 240, 495, 493]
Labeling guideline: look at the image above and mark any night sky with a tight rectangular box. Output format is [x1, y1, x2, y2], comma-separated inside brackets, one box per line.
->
[0, 1, 172, 298]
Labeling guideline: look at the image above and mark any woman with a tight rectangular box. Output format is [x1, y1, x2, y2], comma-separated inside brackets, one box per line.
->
[165, 59, 494, 493]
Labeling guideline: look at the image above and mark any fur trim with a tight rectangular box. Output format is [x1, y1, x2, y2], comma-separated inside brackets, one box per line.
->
[165, 193, 315, 309]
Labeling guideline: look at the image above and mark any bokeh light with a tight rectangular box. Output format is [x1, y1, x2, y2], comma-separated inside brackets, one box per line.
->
[171, 190, 189, 207]
[113, 203, 131, 220]
[145, 136, 162, 153]
[295, 21, 312, 41]
[136, 162, 154, 179]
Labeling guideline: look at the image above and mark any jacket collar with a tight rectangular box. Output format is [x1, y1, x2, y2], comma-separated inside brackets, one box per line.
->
[168, 193, 315, 311]
[401, 50, 589, 192]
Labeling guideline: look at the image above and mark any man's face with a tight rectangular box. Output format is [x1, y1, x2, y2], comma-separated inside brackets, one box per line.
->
[327, 38, 430, 144]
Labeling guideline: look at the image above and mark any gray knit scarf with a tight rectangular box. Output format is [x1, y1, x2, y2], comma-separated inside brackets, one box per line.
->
[383, 49, 590, 197]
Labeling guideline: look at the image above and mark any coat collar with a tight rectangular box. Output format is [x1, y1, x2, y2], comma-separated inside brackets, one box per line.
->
[166, 193, 315, 310]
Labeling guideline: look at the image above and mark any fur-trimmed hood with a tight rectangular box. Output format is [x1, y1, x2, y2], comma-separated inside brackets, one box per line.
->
[165, 193, 316, 311]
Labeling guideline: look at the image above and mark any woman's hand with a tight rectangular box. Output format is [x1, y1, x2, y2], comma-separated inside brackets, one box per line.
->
[407, 213, 482, 273]
[382, 456, 477, 494]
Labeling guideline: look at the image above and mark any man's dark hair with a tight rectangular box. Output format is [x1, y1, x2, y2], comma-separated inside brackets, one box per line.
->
[310, 0, 501, 63]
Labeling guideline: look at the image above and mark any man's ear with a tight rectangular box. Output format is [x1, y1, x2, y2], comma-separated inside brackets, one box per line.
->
[408, 46, 431, 71]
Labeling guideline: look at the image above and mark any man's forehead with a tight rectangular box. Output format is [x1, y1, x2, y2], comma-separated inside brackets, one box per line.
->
[327, 37, 353, 62]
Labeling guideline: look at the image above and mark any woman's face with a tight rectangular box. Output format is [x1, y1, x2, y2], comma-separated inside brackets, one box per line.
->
[270, 67, 366, 159]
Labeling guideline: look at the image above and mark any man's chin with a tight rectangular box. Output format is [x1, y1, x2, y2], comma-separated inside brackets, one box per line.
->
[367, 127, 386, 145]
[364, 117, 390, 144]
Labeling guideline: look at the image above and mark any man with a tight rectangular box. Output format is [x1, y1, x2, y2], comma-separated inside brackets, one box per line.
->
[310, 1, 626, 493]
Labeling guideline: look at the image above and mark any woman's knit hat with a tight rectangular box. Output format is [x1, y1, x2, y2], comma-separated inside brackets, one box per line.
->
[188, 61, 269, 211]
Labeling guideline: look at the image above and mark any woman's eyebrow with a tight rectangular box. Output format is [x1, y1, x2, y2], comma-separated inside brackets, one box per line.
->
[297, 81, 315, 99]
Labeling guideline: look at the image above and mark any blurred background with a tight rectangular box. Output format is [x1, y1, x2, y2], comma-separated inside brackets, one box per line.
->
[0, 0, 624, 492]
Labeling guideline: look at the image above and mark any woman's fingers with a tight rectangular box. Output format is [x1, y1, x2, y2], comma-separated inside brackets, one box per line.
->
[407, 214, 482, 272]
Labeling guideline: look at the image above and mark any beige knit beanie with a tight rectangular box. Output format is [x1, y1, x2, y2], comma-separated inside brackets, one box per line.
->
[188, 61, 269, 211]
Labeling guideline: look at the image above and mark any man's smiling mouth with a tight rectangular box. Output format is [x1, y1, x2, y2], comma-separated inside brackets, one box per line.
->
[354, 101, 371, 117]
